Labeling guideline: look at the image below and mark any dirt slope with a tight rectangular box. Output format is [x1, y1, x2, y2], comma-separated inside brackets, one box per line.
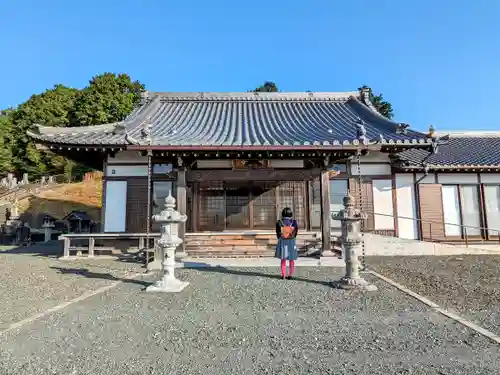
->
[18, 180, 102, 222]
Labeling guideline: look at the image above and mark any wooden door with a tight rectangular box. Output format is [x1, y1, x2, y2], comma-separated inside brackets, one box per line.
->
[418, 184, 445, 241]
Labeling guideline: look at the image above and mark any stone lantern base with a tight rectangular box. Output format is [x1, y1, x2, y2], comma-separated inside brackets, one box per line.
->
[333, 275, 378, 291]
[146, 278, 190, 293]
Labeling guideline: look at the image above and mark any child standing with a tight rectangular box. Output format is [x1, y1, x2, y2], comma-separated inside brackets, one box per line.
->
[275, 207, 298, 280]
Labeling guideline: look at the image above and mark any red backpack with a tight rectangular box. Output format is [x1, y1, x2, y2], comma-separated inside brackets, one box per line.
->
[279, 220, 295, 239]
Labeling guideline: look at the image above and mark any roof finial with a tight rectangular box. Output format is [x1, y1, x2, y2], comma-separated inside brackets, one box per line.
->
[140, 90, 150, 105]
[140, 116, 153, 145]
[355, 118, 368, 143]
[396, 123, 409, 135]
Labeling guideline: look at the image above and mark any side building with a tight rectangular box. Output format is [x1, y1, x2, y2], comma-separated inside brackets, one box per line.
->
[27, 90, 440, 255]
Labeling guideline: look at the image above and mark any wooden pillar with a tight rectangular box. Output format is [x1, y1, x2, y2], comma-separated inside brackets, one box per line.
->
[100, 158, 107, 232]
[319, 169, 331, 253]
[177, 168, 187, 256]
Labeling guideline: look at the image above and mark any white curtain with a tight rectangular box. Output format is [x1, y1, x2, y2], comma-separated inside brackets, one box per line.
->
[484, 186, 500, 236]
[459, 185, 481, 236]
[442, 185, 462, 236]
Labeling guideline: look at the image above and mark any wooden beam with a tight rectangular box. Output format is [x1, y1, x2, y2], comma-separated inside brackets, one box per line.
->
[319, 169, 331, 253]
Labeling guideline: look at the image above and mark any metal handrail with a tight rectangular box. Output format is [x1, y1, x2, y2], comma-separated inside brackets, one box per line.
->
[331, 209, 500, 247]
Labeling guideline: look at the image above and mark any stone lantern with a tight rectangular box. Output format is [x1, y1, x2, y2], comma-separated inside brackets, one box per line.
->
[331, 193, 377, 291]
[42, 215, 55, 243]
[146, 192, 189, 293]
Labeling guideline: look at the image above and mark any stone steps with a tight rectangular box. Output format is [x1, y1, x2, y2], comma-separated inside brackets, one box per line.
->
[185, 232, 321, 258]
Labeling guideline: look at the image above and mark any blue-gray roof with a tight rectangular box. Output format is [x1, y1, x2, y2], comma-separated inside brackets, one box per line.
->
[394, 133, 500, 169]
[27, 91, 430, 149]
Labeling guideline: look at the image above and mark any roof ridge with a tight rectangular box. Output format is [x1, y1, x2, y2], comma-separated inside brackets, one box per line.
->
[140, 91, 360, 101]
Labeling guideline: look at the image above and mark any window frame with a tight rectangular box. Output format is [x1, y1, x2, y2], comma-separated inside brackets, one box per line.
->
[441, 183, 484, 240]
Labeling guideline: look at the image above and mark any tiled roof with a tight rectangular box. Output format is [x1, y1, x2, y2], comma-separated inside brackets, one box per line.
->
[27, 91, 430, 149]
[394, 133, 500, 169]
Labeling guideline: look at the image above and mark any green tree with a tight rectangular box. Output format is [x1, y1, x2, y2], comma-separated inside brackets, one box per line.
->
[251, 81, 278, 92]
[70, 73, 145, 126]
[358, 85, 394, 119]
[9, 85, 79, 176]
[1, 73, 146, 179]
[0, 111, 14, 174]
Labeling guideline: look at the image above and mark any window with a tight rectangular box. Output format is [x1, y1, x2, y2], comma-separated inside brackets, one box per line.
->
[460, 185, 481, 236]
[442, 185, 462, 236]
[483, 185, 500, 236]
[329, 179, 348, 228]
[153, 164, 172, 174]
[152, 181, 173, 231]
[441, 185, 481, 237]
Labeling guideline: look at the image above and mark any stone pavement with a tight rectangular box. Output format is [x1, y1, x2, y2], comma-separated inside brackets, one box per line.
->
[0, 256, 499, 374]
[367, 255, 500, 335]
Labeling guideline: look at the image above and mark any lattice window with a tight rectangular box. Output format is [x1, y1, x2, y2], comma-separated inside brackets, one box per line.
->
[309, 177, 321, 230]
[199, 181, 225, 231]
[277, 181, 306, 229]
[225, 182, 250, 229]
[252, 182, 278, 229]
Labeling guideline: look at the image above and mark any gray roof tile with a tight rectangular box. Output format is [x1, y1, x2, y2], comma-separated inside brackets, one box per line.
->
[395, 134, 500, 169]
[27, 91, 430, 148]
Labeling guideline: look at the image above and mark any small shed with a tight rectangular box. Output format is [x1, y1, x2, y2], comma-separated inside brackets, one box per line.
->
[63, 211, 93, 233]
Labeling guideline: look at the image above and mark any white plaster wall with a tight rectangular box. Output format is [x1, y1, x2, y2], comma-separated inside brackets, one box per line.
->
[395, 174, 418, 239]
[441, 185, 462, 236]
[105, 165, 148, 177]
[107, 151, 147, 164]
[372, 179, 395, 229]
[196, 160, 232, 169]
[437, 173, 478, 184]
[349, 151, 392, 176]
[479, 173, 500, 183]
[269, 159, 304, 168]
[104, 181, 127, 232]
[350, 163, 391, 176]
[415, 173, 436, 184]
[357, 152, 391, 163]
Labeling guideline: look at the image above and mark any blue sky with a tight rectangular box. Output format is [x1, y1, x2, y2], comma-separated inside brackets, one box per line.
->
[0, 0, 498, 132]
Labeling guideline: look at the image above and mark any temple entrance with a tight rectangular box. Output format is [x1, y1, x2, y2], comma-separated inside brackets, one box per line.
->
[197, 181, 304, 231]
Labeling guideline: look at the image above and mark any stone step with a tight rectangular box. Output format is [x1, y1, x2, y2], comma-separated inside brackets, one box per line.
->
[184, 232, 322, 258]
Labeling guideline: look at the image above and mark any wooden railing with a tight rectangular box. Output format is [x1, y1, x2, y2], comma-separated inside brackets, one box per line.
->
[59, 232, 161, 258]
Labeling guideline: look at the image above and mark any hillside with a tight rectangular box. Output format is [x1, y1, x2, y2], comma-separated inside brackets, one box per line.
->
[18, 179, 102, 223]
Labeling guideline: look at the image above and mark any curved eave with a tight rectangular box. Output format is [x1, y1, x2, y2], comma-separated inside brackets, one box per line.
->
[32, 140, 126, 152]
[27, 122, 131, 146]
[348, 97, 426, 138]
[25, 96, 160, 146]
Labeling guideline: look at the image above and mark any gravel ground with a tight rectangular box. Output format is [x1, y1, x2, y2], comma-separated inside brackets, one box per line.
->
[1, 267, 499, 375]
[0, 243, 144, 329]
[367, 255, 500, 335]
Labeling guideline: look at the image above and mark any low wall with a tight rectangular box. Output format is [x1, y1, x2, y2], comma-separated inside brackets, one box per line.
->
[363, 233, 500, 256]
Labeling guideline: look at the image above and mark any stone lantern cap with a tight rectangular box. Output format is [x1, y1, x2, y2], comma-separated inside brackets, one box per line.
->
[331, 193, 367, 221]
[152, 192, 188, 225]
